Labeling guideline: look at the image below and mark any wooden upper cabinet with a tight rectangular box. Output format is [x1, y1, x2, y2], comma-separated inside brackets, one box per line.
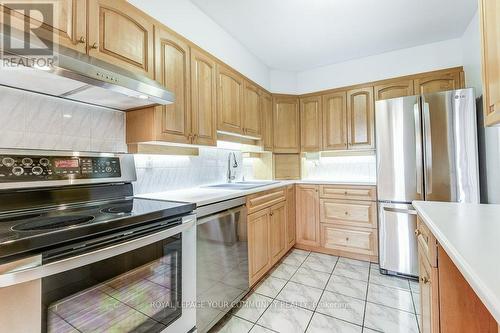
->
[154, 27, 190, 144]
[374, 79, 415, 101]
[261, 92, 273, 151]
[322, 92, 348, 151]
[1, 0, 87, 53]
[414, 69, 464, 95]
[273, 96, 300, 153]
[480, 0, 500, 126]
[217, 65, 244, 135]
[300, 96, 322, 152]
[87, 0, 154, 78]
[243, 81, 262, 138]
[296, 185, 320, 247]
[190, 48, 217, 146]
[347, 87, 375, 150]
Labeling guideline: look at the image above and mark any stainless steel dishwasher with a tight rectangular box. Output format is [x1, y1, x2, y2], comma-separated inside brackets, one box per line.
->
[195, 197, 248, 333]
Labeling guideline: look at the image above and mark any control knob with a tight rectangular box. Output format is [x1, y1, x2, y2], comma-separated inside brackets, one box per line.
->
[22, 157, 33, 166]
[105, 166, 112, 173]
[2, 157, 15, 167]
[39, 158, 50, 166]
[32, 166, 43, 176]
[12, 166, 24, 176]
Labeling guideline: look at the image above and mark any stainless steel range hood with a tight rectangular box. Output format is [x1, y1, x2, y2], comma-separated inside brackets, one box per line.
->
[0, 31, 174, 111]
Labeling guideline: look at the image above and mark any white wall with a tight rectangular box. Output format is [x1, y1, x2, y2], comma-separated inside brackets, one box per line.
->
[461, 11, 483, 96]
[127, 0, 270, 89]
[269, 70, 298, 94]
[293, 39, 463, 94]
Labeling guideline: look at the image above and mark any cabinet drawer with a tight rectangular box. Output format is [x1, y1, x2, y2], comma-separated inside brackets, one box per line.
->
[416, 217, 437, 267]
[321, 224, 378, 256]
[320, 199, 377, 228]
[319, 185, 376, 201]
[247, 187, 286, 214]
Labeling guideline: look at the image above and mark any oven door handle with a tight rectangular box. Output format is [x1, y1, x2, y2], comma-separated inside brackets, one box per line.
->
[0, 216, 195, 288]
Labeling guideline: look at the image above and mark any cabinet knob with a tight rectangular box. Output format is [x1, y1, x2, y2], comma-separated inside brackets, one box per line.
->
[415, 229, 421, 237]
[344, 211, 349, 216]
[490, 104, 495, 113]
[90, 42, 98, 50]
[344, 191, 348, 195]
[420, 276, 430, 284]
[270, 212, 274, 216]
[77, 36, 86, 44]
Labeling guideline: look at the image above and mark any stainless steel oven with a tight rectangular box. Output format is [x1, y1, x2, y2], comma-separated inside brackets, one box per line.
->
[0, 149, 197, 333]
[0, 214, 196, 333]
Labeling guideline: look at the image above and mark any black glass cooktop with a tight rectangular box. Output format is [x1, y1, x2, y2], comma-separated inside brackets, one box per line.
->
[0, 198, 195, 261]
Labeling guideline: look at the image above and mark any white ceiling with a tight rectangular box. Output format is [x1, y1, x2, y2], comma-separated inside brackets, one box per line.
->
[189, 0, 477, 71]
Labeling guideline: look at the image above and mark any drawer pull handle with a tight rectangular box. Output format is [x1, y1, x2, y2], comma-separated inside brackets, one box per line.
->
[344, 211, 349, 216]
[420, 276, 430, 284]
[345, 237, 349, 241]
[415, 229, 421, 237]
[344, 191, 348, 195]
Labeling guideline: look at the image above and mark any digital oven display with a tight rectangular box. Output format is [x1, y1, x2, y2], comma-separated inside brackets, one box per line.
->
[54, 159, 79, 169]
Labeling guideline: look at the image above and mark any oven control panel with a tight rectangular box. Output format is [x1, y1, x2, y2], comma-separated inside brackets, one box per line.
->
[0, 155, 121, 181]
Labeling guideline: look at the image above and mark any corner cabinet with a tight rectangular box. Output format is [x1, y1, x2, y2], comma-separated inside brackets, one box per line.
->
[479, 0, 500, 126]
[87, 0, 155, 79]
[273, 96, 300, 153]
[295, 185, 320, 247]
[261, 92, 274, 151]
[300, 96, 322, 152]
[347, 87, 375, 150]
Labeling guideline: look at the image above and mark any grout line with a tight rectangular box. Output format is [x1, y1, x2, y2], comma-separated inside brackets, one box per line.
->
[361, 263, 370, 329]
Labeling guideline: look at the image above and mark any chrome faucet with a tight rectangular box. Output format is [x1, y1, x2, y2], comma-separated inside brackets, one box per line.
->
[227, 152, 238, 183]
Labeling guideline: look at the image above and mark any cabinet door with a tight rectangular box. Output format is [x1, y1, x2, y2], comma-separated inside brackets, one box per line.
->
[414, 70, 464, 95]
[296, 185, 320, 247]
[261, 92, 273, 151]
[243, 81, 262, 138]
[1, 0, 87, 53]
[269, 202, 287, 265]
[374, 79, 415, 101]
[322, 92, 348, 150]
[286, 185, 296, 250]
[87, 0, 154, 78]
[480, 0, 500, 126]
[347, 87, 375, 150]
[418, 250, 439, 333]
[273, 97, 300, 153]
[154, 27, 191, 144]
[217, 65, 244, 135]
[300, 96, 322, 152]
[248, 209, 271, 285]
[191, 48, 217, 146]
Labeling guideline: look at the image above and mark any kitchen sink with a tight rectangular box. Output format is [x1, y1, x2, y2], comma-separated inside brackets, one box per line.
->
[203, 181, 280, 190]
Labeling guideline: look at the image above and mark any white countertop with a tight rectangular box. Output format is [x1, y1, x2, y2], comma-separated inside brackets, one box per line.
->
[137, 180, 376, 207]
[413, 201, 500, 324]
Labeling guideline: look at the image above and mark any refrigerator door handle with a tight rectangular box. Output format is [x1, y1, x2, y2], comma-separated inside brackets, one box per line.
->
[423, 101, 433, 195]
[383, 206, 417, 215]
[414, 102, 423, 196]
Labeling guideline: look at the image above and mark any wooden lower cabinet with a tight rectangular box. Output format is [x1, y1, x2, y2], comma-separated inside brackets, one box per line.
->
[295, 185, 378, 262]
[295, 185, 321, 247]
[248, 208, 271, 286]
[269, 202, 287, 265]
[286, 185, 296, 250]
[417, 217, 499, 333]
[247, 187, 290, 286]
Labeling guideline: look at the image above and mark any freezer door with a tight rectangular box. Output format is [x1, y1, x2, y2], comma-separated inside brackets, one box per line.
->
[422, 89, 480, 203]
[378, 202, 419, 277]
[375, 96, 424, 202]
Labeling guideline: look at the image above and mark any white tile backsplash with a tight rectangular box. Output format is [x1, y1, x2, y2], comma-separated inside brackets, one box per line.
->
[133, 148, 249, 194]
[0, 86, 126, 152]
[304, 154, 377, 183]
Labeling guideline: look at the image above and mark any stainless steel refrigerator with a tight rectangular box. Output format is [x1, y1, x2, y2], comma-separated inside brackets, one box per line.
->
[375, 88, 480, 277]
